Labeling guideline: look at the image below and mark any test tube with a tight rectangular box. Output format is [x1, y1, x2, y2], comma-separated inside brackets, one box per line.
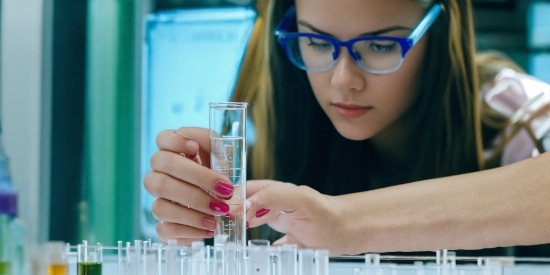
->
[46, 241, 68, 275]
[279, 244, 297, 275]
[77, 241, 102, 275]
[248, 240, 270, 275]
[298, 249, 314, 275]
[191, 241, 207, 275]
[314, 250, 329, 275]
[209, 102, 247, 250]
[165, 240, 177, 275]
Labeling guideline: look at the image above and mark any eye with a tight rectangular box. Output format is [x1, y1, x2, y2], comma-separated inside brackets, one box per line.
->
[370, 42, 397, 53]
[307, 37, 333, 51]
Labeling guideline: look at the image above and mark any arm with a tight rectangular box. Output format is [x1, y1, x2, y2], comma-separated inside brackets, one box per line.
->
[340, 152, 550, 254]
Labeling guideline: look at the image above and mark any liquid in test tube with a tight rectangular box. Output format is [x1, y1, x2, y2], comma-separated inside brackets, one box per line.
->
[209, 102, 247, 248]
[46, 242, 68, 275]
[77, 241, 102, 275]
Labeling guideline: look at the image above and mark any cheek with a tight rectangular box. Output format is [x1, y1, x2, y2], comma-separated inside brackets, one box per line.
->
[377, 38, 427, 113]
[306, 71, 335, 115]
[307, 72, 331, 99]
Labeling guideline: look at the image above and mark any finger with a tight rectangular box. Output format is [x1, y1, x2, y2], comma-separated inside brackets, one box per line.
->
[149, 151, 234, 199]
[246, 181, 301, 214]
[173, 130, 204, 165]
[246, 180, 279, 198]
[157, 221, 214, 239]
[246, 207, 280, 228]
[144, 172, 231, 216]
[156, 127, 211, 167]
[151, 198, 217, 231]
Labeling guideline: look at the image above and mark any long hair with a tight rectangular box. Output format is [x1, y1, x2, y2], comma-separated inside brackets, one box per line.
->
[231, 0, 483, 193]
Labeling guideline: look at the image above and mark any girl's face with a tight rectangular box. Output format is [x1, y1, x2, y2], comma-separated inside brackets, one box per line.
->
[296, 0, 428, 141]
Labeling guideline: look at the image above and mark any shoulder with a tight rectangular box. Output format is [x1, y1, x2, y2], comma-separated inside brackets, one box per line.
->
[482, 68, 550, 166]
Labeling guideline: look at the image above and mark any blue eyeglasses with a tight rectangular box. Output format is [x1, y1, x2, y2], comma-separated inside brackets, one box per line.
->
[274, 4, 443, 74]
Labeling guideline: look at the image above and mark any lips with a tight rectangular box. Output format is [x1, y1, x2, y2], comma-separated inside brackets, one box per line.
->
[332, 103, 372, 118]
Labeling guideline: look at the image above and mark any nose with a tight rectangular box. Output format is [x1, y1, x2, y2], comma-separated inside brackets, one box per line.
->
[330, 49, 366, 93]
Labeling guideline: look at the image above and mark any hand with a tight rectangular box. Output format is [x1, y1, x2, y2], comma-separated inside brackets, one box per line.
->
[143, 127, 235, 245]
[245, 180, 349, 256]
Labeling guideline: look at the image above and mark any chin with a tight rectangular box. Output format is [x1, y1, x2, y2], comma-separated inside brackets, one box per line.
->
[333, 124, 375, 141]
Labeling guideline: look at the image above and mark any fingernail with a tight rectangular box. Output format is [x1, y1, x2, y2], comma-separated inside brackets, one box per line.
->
[214, 181, 234, 196]
[172, 130, 192, 139]
[245, 200, 251, 211]
[185, 140, 199, 152]
[206, 231, 215, 237]
[222, 195, 233, 201]
[209, 200, 230, 215]
[255, 208, 270, 218]
[246, 221, 249, 229]
[202, 217, 217, 230]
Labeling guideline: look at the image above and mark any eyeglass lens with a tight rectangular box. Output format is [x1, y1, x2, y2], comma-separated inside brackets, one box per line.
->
[286, 36, 403, 72]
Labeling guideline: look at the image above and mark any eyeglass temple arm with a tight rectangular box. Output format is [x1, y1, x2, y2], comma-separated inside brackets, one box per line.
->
[408, 4, 443, 46]
[274, 6, 297, 36]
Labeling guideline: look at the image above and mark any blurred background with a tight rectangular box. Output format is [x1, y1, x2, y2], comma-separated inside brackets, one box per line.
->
[0, 0, 549, 256]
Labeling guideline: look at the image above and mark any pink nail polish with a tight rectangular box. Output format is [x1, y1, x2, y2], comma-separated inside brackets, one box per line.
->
[246, 221, 250, 229]
[255, 208, 270, 218]
[221, 195, 233, 201]
[209, 200, 230, 215]
[214, 181, 234, 196]
[202, 217, 217, 230]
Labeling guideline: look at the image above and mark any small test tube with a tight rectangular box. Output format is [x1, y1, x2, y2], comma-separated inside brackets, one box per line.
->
[46, 241, 68, 275]
[248, 240, 270, 275]
[298, 249, 314, 275]
[269, 246, 281, 275]
[165, 240, 177, 275]
[279, 244, 297, 275]
[191, 241, 206, 275]
[77, 241, 102, 275]
[314, 250, 329, 275]
[225, 243, 239, 275]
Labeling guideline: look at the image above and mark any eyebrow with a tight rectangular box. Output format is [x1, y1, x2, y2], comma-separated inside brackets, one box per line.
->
[297, 21, 412, 37]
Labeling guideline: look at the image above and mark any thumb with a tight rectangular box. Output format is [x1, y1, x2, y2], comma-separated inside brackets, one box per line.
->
[246, 182, 300, 222]
[246, 180, 279, 198]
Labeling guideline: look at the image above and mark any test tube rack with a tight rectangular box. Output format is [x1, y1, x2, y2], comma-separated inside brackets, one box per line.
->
[53, 240, 550, 275]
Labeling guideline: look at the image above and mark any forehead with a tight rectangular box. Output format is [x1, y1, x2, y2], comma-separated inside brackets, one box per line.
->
[294, 0, 425, 38]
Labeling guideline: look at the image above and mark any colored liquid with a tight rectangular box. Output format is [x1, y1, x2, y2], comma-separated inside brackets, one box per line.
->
[0, 262, 11, 275]
[77, 262, 102, 275]
[48, 264, 67, 275]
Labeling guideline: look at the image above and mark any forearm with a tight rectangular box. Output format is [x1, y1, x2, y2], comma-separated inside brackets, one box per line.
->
[336, 152, 550, 254]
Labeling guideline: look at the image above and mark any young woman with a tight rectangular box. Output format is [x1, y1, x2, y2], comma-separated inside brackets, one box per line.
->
[144, 0, 550, 256]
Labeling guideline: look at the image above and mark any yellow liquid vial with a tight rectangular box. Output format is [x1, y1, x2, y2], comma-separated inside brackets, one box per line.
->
[48, 264, 67, 275]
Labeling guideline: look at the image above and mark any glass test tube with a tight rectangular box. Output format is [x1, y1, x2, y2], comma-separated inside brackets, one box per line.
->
[47, 242, 68, 275]
[209, 102, 247, 250]
[314, 250, 329, 275]
[279, 244, 298, 275]
[77, 241, 102, 275]
[248, 240, 270, 275]
[298, 249, 314, 275]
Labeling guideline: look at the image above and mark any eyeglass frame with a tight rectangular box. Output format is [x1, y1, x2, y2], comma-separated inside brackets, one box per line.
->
[273, 3, 443, 74]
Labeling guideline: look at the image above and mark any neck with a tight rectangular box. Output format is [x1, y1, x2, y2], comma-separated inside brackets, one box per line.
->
[370, 116, 412, 168]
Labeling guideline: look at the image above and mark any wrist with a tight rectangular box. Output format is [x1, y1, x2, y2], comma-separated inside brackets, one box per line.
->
[331, 194, 377, 255]
[328, 195, 362, 255]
